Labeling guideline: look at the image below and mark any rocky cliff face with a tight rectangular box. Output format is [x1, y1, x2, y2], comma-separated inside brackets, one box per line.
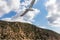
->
[0, 20, 60, 40]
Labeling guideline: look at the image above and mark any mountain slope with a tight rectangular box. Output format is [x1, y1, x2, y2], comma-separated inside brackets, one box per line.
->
[0, 20, 60, 40]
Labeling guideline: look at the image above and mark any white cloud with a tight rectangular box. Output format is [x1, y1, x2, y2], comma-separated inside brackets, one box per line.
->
[45, 0, 60, 27]
[21, 0, 32, 6]
[24, 8, 40, 21]
[39, 26, 46, 28]
[0, 0, 11, 17]
[0, 0, 20, 17]
[8, 0, 20, 10]
[2, 8, 40, 24]
[1, 17, 32, 23]
[21, 0, 38, 6]
[0, 0, 40, 23]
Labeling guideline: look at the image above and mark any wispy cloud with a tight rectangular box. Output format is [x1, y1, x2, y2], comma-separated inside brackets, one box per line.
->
[45, 0, 60, 27]
[0, 0, 40, 23]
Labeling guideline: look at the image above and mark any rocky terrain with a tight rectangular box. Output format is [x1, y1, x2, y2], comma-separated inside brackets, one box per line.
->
[0, 20, 60, 40]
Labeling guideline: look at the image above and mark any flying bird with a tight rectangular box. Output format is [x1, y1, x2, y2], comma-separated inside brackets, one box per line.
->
[20, 0, 35, 16]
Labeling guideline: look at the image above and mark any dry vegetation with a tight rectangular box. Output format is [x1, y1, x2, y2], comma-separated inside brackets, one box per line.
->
[0, 20, 60, 40]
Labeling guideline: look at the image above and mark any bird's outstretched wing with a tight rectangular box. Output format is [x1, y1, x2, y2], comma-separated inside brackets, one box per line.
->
[29, 0, 35, 8]
[20, 9, 29, 16]
[20, 0, 35, 16]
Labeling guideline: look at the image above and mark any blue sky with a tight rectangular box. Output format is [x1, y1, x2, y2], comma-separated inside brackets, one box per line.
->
[32, 0, 59, 33]
[33, 0, 60, 33]
[0, 0, 60, 33]
[33, 0, 48, 26]
[0, 11, 16, 19]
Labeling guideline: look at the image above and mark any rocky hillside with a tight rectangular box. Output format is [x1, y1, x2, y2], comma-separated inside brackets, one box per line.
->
[0, 20, 60, 40]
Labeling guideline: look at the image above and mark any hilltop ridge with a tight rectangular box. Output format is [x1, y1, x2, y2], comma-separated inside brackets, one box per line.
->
[0, 20, 60, 40]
